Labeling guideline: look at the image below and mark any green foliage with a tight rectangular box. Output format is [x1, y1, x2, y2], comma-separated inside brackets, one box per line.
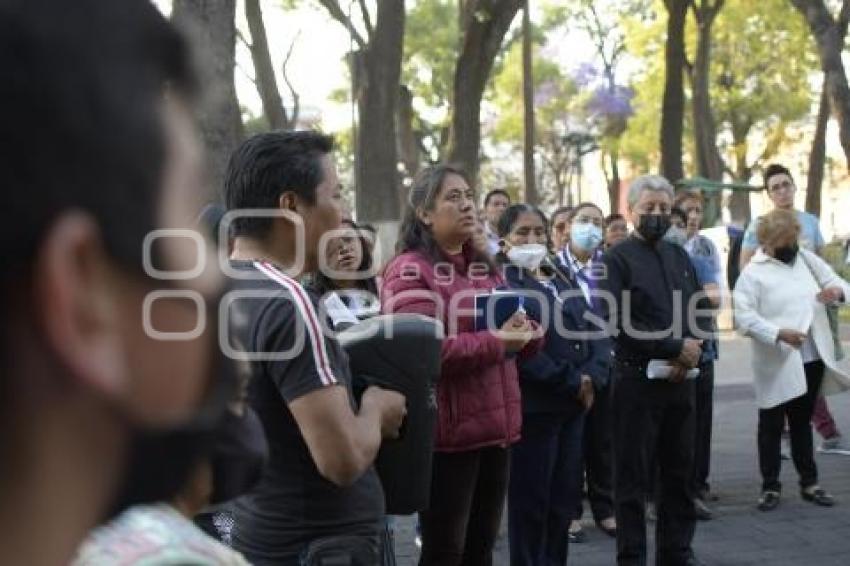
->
[618, 0, 817, 176]
[711, 0, 816, 173]
[403, 0, 458, 114]
[617, 0, 665, 170]
[490, 40, 577, 146]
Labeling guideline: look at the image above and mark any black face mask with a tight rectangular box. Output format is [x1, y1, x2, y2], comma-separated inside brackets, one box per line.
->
[209, 406, 268, 504]
[774, 243, 799, 264]
[105, 292, 237, 519]
[637, 214, 672, 243]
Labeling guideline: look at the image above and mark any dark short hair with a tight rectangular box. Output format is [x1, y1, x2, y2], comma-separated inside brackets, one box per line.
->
[496, 204, 549, 238]
[763, 163, 793, 191]
[483, 189, 511, 208]
[605, 213, 625, 226]
[1, 0, 195, 281]
[224, 131, 335, 239]
[568, 201, 605, 221]
[551, 206, 574, 224]
[670, 206, 688, 224]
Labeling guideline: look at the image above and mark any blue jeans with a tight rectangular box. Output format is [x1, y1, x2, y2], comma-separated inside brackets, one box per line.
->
[508, 412, 585, 566]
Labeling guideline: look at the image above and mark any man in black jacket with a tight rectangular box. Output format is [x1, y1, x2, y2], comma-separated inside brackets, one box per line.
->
[601, 175, 706, 566]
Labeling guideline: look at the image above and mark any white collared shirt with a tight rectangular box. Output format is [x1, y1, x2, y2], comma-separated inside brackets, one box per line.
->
[560, 246, 593, 305]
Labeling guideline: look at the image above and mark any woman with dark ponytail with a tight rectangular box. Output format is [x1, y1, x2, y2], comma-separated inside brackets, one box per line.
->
[381, 165, 542, 565]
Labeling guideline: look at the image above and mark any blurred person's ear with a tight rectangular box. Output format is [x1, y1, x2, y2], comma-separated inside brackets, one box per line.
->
[417, 207, 434, 227]
[35, 211, 127, 400]
[279, 192, 298, 213]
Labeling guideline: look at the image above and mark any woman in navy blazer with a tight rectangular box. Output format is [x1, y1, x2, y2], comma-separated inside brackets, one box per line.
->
[497, 204, 610, 566]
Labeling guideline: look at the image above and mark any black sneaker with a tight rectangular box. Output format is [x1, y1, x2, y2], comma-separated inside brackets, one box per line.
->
[757, 490, 780, 511]
[568, 522, 587, 544]
[697, 487, 719, 502]
[801, 487, 835, 507]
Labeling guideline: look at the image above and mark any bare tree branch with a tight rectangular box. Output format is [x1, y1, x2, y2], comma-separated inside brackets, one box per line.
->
[236, 59, 257, 86]
[316, 0, 367, 50]
[357, 0, 374, 39]
[281, 31, 302, 128]
[236, 28, 251, 50]
[839, 0, 850, 35]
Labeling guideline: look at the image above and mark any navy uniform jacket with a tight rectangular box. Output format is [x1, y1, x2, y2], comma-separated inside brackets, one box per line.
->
[503, 262, 611, 416]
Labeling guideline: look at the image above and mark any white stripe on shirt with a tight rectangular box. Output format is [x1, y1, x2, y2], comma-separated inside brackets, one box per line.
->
[254, 261, 338, 386]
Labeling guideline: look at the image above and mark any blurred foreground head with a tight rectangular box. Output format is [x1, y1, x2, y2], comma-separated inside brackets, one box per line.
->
[0, 0, 233, 563]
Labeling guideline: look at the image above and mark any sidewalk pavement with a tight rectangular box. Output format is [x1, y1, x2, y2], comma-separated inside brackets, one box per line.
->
[392, 333, 850, 565]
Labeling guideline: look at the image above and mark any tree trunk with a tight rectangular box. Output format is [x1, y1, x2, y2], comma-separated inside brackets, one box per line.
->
[691, 2, 726, 227]
[608, 145, 622, 214]
[245, 0, 286, 130]
[396, 84, 419, 210]
[355, 2, 406, 222]
[807, 76, 829, 217]
[447, 0, 523, 182]
[691, 2, 725, 181]
[660, 0, 689, 182]
[172, 0, 243, 201]
[522, 0, 538, 205]
[728, 122, 753, 225]
[805, 6, 849, 217]
[791, 0, 850, 168]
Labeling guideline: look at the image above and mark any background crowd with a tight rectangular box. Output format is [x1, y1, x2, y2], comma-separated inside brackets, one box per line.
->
[4, 2, 850, 566]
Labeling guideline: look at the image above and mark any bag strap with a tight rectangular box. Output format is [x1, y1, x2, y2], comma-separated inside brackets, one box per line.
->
[797, 250, 826, 291]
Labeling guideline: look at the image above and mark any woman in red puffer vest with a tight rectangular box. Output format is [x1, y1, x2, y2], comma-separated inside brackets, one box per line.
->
[381, 164, 542, 565]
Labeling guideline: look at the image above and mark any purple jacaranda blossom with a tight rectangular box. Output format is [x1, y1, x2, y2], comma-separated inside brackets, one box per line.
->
[534, 80, 559, 107]
[586, 85, 634, 119]
[571, 62, 599, 88]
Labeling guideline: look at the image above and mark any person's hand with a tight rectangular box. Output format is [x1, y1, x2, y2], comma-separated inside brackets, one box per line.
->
[777, 329, 807, 349]
[498, 312, 534, 353]
[668, 363, 688, 384]
[578, 375, 595, 409]
[817, 287, 845, 305]
[361, 386, 407, 439]
[676, 338, 704, 368]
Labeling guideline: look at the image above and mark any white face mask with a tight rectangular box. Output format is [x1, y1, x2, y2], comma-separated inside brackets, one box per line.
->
[506, 243, 548, 270]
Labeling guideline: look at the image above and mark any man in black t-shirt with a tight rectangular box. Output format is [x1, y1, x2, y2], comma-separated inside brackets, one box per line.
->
[222, 131, 406, 565]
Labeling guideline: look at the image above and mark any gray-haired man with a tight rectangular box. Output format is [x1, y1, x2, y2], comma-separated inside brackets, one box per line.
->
[601, 175, 707, 566]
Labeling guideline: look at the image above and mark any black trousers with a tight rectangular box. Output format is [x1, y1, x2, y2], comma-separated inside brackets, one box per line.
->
[509, 412, 584, 566]
[419, 447, 509, 566]
[578, 381, 615, 522]
[692, 362, 714, 496]
[612, 364, 696, 566]
[758, 360, 824, 493]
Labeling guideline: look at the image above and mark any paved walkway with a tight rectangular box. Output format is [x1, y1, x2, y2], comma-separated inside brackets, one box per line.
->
[393, 333, 850, 565]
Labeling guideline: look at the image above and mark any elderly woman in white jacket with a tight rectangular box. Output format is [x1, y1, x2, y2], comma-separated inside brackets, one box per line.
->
[734, 209, 850, 512]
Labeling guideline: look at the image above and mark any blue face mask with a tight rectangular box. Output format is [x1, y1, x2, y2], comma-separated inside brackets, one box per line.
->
[663, 226, 688, 247]
[571, 222, 603, 251]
